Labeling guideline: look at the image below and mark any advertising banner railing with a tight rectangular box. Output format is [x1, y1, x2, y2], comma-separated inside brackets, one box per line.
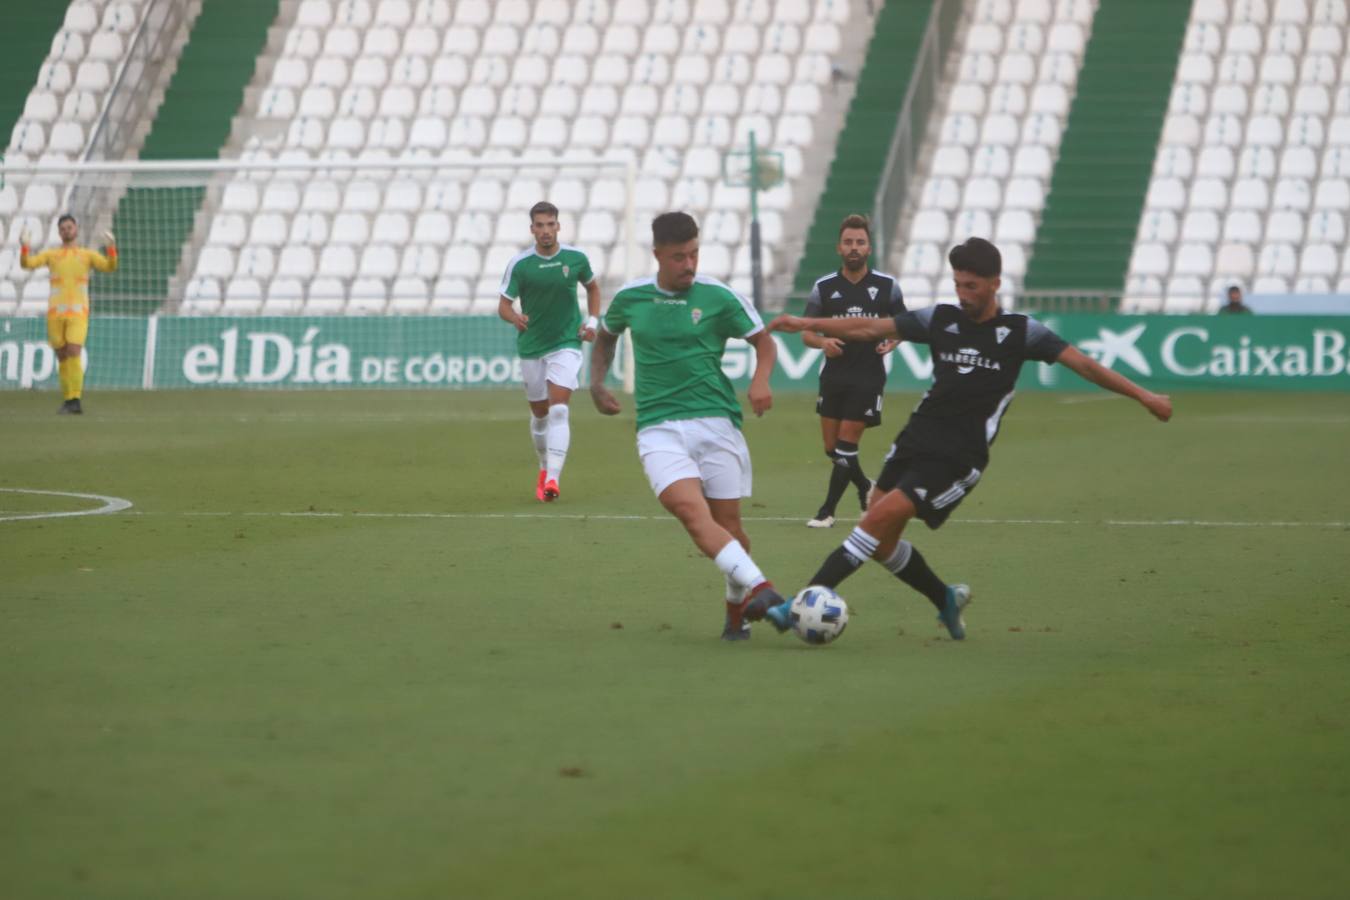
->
[3, 315, 1349, 392]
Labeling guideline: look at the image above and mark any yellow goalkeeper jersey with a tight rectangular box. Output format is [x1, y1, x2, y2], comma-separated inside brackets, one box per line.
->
[20, 245, 118, 316]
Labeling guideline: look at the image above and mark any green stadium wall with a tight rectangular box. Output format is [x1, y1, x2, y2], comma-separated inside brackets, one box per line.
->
[4, 316, 1350, 393]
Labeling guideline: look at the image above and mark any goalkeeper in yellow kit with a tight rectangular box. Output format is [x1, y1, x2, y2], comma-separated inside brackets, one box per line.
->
[20, 214, 117, 414]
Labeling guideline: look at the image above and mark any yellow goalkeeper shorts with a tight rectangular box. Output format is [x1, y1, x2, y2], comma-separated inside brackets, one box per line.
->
[47, 314, 89, 349]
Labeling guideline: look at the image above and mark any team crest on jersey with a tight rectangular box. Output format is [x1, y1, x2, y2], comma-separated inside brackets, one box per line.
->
[996, 326, 1010, 344]
[562, 265, 570, 277]
[691, 307, 703, 324]
[867, 286, 878, 299]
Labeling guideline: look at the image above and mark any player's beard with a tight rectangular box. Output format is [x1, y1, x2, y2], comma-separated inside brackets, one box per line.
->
[842, 254, 866, 272]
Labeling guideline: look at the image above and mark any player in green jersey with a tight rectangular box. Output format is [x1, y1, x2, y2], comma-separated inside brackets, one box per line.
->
[499, 201, 602, 502]
[589, 211, 787, 641]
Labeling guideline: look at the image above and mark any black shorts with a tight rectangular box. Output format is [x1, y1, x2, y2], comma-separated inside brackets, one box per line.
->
[874, 444, 983, 529]
[816, 380, 883, 427]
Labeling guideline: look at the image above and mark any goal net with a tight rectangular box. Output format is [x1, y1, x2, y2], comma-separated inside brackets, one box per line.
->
[0, 155, 637, 391]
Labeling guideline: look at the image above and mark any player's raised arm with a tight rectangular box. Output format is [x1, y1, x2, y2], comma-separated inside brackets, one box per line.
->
[91, 231, 118, 272]
[19, 228, 37, 267]
[588, 326, 621, 415]
[769, 313, 899, 343]
[1055, 345, 1173, 422]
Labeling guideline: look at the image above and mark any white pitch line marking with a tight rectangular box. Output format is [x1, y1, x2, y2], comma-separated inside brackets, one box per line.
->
[0, 488, 134, 522]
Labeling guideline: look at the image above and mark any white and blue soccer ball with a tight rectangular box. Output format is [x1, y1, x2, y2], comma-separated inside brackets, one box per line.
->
[788, 585, 849, 646]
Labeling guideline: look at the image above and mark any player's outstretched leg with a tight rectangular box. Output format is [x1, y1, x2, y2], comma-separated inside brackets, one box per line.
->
[939, 584, 972, 641]
[878, 540, 969, 640]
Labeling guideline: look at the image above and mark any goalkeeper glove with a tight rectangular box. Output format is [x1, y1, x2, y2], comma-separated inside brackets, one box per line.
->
[20, 228, 32, 246]
[102, 230, 116, 245]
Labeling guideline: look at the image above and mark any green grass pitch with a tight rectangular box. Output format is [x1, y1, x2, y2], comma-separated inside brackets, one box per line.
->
[3, 388, 1349, 900]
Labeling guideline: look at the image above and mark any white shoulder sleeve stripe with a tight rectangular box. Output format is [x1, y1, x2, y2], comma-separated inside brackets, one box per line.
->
[616, 274, 657, 293]
[498, 247, 533, 299]
[695, 274, 764, 335]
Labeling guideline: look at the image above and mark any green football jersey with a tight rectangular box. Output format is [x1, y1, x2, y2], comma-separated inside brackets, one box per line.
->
[603, 274, 765, 430]
[500, 244, 596, 359]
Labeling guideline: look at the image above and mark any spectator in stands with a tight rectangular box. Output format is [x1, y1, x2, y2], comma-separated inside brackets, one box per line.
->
[497, 201, 601, 503]
[800, 214, 905, 529]
[19, 215, 117, 414]
[589, 211, 786, 641]
[765, 237, 1172, 641]
[1218, 284, 1252, 315]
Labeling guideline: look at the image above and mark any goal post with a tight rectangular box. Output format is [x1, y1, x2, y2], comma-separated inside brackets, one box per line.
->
[0, 154, 639, 392]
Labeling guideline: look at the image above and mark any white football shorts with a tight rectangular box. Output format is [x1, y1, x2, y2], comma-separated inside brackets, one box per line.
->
[520, 347, 583, 402]
[636, 416, 753, 500]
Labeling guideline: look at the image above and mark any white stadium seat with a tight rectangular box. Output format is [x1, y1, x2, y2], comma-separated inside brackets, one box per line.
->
[1223, 211, 1262, 243]
[248, 213, 288, 246]
[279, 246, 318, 279]
[319, 246, 358, 279]
[358, 245, 400, 278]
[209, 214, 248, 247]
[64, 1, 99, 33]
[1139, 210, 1179, 243]
[198, 246, 235, 279]
[1215, 243, 1255, 279]
[1130, 243, 1170, 277]
[61, 91, 99, 123]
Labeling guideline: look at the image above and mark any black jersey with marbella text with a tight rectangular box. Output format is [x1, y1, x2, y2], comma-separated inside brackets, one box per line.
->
[803, 269, 906, 386]
[892, 304, 1069, 467]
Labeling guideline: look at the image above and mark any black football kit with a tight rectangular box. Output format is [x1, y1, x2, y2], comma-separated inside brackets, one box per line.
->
[876, 304, 1069, 528]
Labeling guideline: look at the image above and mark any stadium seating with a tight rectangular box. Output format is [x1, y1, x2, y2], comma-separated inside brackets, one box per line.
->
[4, 0, 150, 168]
[1126, 0, 1350, 310]
[181, 0, 857, 314]
[890, 0, 1098, 308]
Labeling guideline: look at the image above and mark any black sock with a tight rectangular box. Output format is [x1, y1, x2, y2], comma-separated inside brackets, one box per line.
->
[882, 541, 948, 611]
[835, 440, 871, 494]
[808, 528, 879, 589]
[818, 458, 852, 517]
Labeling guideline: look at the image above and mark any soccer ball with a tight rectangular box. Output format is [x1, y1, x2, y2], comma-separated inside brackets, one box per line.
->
[788, 585, 849, 646]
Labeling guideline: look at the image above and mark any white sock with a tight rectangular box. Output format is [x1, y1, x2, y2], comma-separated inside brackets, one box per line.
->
[545, 403, 570, 481]
[725, 573, 742, 602]
[530, 414, 548, 469]
[713, 540, 766, 594]
[881, 540, 914, 574]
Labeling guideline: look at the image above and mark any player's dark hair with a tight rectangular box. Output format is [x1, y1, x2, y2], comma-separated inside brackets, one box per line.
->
[1227, 284, 1242, 295]
[529, 201, 558, 220]
[652, 211, 699, 246]
[58, 214, 76, 226]
[948, 237, 1001, 278]
[838, 214, 871, 240]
